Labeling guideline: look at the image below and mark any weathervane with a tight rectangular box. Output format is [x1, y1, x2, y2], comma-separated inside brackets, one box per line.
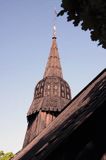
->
[53, 9, 57, 38]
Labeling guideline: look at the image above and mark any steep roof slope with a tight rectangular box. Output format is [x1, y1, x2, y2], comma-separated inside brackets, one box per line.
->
[43, 37, 63, 78]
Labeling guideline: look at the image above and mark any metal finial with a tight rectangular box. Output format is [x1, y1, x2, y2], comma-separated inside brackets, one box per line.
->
[53, 25, 56, 37]
[53, 9, 57, 38]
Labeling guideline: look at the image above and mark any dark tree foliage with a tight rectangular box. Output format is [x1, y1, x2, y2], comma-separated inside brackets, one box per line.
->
[0, 151, 14, 160]
[58, 0, 106, 49]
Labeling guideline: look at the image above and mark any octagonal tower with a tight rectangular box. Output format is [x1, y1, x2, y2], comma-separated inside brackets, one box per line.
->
[23, 26, 71, 148]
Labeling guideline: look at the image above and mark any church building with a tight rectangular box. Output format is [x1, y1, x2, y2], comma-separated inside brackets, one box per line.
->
[12, 25, 106, 160]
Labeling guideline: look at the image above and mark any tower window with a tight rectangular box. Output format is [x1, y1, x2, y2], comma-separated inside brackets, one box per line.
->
[48, 85, 50, 89]
[62, 92, 65, 98]
[40, 88, 43, 94]
[41, 82, 44, 86]
[36, 84, 39, 88]
[62, 86, 64, 90]
[67, 94, 70, 99]
[54, 85, 58, 89]
[67, 88, 69, 92]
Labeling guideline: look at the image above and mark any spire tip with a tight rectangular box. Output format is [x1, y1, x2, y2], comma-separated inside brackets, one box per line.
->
[52, 8, 57, 39]
[53, 25, 56, 38]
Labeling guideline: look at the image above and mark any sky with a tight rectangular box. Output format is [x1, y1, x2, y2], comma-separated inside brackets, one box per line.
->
[0, 0, 106, 154]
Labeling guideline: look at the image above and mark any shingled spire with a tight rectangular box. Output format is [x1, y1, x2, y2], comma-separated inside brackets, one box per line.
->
[23, 24, 71, 148]
[44, 25, 63, 78]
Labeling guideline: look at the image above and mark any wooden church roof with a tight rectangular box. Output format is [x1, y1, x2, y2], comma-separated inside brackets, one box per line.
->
[12, 68, 106, 160]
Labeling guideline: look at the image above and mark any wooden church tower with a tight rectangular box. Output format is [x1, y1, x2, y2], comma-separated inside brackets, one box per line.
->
[23, 25, 71, 148]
